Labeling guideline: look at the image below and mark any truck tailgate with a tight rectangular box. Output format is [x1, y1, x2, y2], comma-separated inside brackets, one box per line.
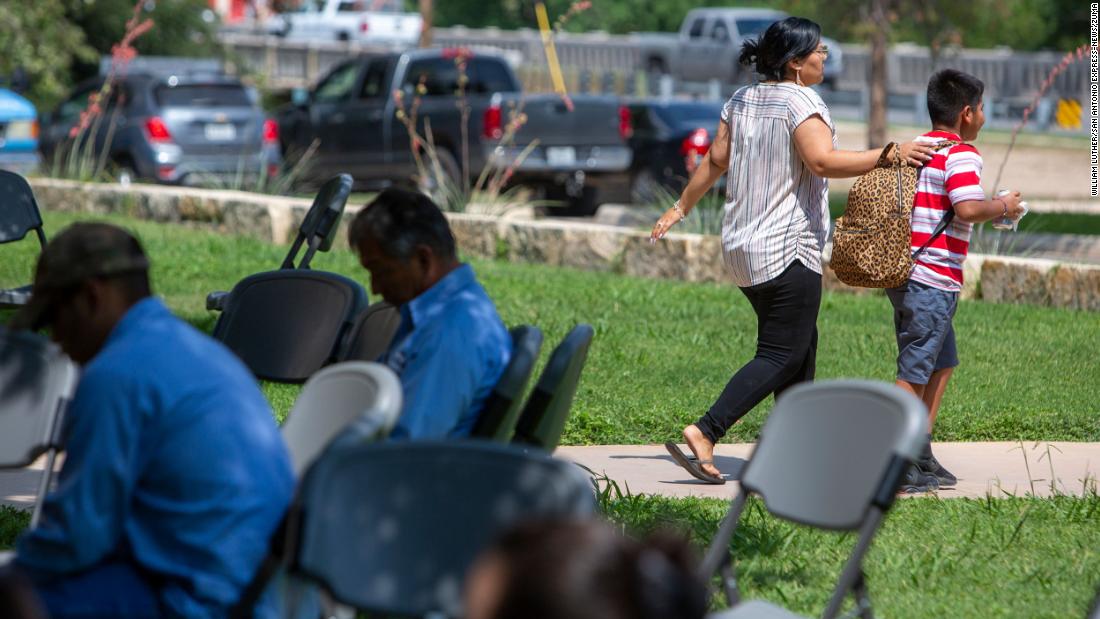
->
[494, 94, 631, 173]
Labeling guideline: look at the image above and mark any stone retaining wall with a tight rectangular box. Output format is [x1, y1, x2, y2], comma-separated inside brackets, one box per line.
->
[28, 178, 1100, 311]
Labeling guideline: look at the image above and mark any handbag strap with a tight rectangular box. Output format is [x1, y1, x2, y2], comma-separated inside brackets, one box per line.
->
[910, 139, 961, 261]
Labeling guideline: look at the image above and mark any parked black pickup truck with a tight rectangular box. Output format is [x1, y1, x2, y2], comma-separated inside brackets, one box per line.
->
[277, 48, 633, 212]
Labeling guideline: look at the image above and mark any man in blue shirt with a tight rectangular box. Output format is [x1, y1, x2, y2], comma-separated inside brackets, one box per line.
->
[8, 223, 294, 618]
[348, 188, 512, 439]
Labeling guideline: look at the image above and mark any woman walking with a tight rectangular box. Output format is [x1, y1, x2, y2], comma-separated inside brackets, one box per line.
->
[653, 17, 934, 484]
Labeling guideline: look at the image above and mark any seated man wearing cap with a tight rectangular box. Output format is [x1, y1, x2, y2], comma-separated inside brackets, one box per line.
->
[348, 188, 512, 439]
[9, 223, 294, 618]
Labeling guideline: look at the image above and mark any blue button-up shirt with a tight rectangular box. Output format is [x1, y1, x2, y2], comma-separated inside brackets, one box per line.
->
[15, 298, 295, 618]
[383, 264, 511, 439]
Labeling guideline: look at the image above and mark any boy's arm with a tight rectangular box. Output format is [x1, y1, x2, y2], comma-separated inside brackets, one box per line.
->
[944, 144, 1024, 223]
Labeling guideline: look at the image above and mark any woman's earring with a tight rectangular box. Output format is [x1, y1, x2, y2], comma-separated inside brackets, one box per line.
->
[796, 68, 804, 87]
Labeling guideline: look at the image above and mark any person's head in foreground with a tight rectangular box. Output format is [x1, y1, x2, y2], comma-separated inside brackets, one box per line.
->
[739, 16, 827, 87]
[10, 222, 151, 364]
[926, 68, 985, 140]
[465, 519, 708, 619]
[348, 187, 459, 306]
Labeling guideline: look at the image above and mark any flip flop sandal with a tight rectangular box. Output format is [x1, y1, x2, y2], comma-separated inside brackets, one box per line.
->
[664, 442, 725, 485]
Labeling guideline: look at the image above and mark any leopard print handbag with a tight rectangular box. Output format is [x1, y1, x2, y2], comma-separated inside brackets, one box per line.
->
[830, 141, 958, 288]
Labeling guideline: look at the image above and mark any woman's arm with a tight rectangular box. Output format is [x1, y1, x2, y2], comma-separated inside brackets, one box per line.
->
[792, 116, 934, 178]
[650, 119, 730, 241]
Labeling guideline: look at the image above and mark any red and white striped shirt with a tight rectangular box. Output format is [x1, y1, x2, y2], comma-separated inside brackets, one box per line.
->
[909, 130, 985, 292]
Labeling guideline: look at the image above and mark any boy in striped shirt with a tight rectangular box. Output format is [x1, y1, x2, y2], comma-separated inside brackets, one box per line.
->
[887, 69, 1025, 492]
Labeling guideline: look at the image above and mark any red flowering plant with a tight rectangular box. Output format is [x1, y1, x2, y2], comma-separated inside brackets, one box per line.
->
[57, 0, 154, 182]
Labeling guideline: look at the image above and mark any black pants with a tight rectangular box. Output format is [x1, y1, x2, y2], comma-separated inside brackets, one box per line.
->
[695, 260, 822, 443]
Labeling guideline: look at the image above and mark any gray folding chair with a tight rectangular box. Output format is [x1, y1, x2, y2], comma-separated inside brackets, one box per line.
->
[212, 270, 368, 383]
[0, 327, 79, 527]
[285, 440, 596, 618]
[701, 380, 926, 619]
[512, 324, 594, 452]
[472, 325, 543, 442]
[0, 170, 47, 309]
[206, 173, 353, 311]
[280, 361, 402, 477]
[338, 301, 401, 362]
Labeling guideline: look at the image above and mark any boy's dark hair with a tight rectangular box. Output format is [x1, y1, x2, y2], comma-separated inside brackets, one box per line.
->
[926, 69, 985, 127]
[738, 17, 821, 82]
[484, 519, 707, 619]
[347, 187, 456, 261]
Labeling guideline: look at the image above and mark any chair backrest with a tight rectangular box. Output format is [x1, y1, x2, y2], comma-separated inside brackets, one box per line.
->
[212, 270, 368, 382]
[511, 324, 594, 452]
[292, 440, 596, 616]
[0, 328, 78, 468]
[0, 170, 47, 247]
[472, 325, 543, 442]
[740, 380, 927, 530]
[281, 173, 353, 270]
[338, 301, 401, 362]
[280, 361, 402, 477]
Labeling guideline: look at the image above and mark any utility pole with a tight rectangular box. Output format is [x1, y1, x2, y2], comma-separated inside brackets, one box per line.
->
[418, 0, 433, 48]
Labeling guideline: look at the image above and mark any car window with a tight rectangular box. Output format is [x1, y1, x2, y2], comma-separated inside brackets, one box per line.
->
[468, 59, 517, 94]
[314, 63, 360, 103]
[57, 89, 96, 123]
[154, 84, 251, 107]
[337, 1, 363, 12]
[403, 58, 459, 96]
[735, 18, 781, 39]
[687, 17, 706, 39]
[711, 21, 730, 43]
[358, 59, 390, 100]
[291, 0, 321, 12]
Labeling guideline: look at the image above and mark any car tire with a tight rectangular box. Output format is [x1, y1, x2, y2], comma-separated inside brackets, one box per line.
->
[114, 161, 138, 186]
[417, 148, 463, 205]
[630, 167, 665, 206]
[646, 57, 669, 75]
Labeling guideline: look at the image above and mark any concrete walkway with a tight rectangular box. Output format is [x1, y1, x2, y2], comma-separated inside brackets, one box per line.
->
[557, 442, 1100, 500]
[2, 443, 1098, 512]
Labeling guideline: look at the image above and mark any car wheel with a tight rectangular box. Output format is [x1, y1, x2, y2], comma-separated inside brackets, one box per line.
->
[630, 168, 665, 206]
[646, 57, 669, 75]
[114, 161, 137, 186]
[337, 32, 350, 42]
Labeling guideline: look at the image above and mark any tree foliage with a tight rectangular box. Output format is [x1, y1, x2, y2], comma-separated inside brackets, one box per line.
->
[0, 0, 96, 110]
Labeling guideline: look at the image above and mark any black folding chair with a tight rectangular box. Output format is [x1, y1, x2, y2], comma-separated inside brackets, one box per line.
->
[337, 301, 402, 362]
[212, 270, 367, 383]
[701, 380, 927, 619]
[269, 441, 595, 618]
[472, 325, 543, 442]
[206, 173, 353, 311]
[511, 324, 594, 452]
[0, 170, 47, 309]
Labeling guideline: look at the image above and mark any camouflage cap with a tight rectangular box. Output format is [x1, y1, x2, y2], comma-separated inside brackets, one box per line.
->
[10, 222, 149, 331]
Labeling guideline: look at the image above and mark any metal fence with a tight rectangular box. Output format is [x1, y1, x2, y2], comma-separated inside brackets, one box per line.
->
[219, 28, 1092, 129]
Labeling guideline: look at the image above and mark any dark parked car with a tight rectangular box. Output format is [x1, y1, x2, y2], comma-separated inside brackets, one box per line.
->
[278, 48, 633, 213]
[626, 98, 724, 205]
[40, 71, 280, 186]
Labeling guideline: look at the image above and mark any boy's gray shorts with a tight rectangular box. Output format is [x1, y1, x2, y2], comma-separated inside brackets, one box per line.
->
[886, 279, 959, 385]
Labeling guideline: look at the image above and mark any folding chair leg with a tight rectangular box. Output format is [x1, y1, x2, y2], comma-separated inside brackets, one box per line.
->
[30, 448, 59, 528]
[719, 560, 739, 607]
[699, 492, 748, 606]
[853, 570, 873, 619]
[823, 508, 884, 619]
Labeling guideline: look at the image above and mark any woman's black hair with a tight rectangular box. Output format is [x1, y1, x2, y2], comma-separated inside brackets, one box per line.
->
[738, 17, 822, 82]
[483, 519, 707, 619]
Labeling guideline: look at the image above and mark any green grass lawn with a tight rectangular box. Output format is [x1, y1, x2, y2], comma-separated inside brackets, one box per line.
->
[2, 211, 1098, 444]
[605, 493, 1100, 618]
[3, 494, 1097, 617]
[2, 213, 1099, 617]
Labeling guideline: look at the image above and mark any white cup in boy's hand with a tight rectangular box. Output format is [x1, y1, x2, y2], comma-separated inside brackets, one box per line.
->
[993, 189, 1026, 230]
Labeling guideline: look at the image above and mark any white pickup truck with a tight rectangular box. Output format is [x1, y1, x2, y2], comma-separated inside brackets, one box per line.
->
[268, 0, 422, 46]
[633, 8, 844, 89]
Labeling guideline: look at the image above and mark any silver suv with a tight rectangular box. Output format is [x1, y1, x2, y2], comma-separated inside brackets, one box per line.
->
[40, 70, 280, 186]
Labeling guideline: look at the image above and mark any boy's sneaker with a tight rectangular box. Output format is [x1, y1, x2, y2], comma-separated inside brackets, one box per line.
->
[898, 465, 940, 494]
[916, 453, 957, 488]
